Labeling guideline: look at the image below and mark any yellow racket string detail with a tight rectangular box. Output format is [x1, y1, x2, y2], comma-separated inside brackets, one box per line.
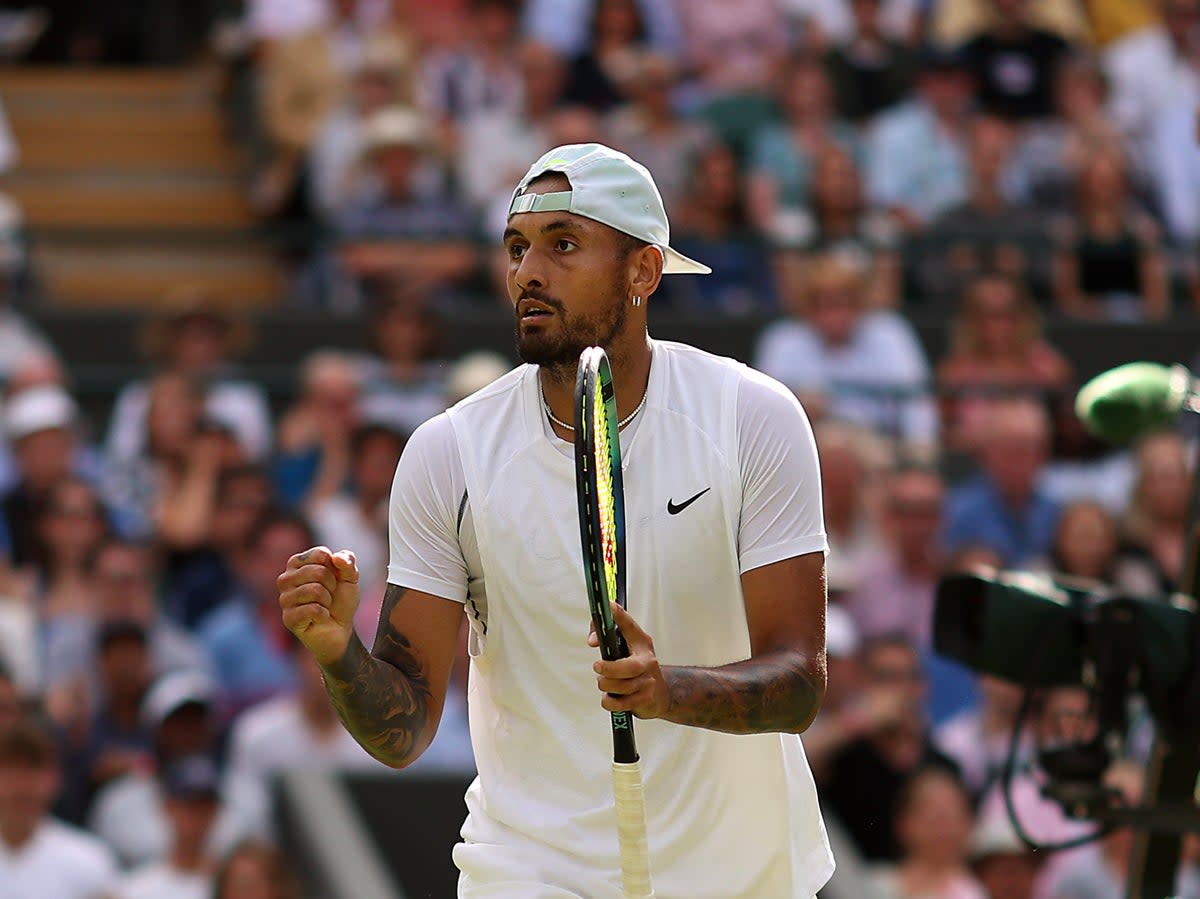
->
[593, 389, 618, 606]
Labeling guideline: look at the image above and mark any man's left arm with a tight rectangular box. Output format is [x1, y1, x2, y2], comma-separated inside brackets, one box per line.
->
[596, 553, 827, 734]
[594, 370, 827, 734]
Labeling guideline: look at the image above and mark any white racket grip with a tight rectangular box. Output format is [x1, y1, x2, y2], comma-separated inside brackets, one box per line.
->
[612, 760, 655, 899]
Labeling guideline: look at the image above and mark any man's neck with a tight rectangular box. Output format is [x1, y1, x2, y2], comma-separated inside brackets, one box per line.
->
[538, 334, 653, 433]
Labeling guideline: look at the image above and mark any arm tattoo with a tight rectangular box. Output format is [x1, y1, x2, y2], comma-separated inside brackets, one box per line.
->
[661, 650, 824, 735]
[320, 585, 431, 767]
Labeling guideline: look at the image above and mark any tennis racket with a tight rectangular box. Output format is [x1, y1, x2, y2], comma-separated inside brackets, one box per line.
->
[573, 345, 655, 899]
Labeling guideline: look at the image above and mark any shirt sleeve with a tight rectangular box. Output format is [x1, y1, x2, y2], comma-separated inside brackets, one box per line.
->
[737, 367, 828, 573]
[386, 414, 469, 602]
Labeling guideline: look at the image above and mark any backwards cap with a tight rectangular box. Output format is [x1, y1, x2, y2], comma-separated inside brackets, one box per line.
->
[509, 143, 711, 276]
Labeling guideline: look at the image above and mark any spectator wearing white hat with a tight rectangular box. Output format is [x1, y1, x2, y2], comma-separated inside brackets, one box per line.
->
[968, 816, 1040, 899]
[330, 106, 477, 308]
[88, 670, 242, 869]
[1, 384, 96, 567]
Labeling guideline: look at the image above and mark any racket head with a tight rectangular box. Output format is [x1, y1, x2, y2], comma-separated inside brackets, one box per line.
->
[574, 346, 629, 662]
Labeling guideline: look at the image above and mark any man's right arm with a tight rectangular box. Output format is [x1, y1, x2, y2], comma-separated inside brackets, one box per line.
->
[320, 583, 464, 769]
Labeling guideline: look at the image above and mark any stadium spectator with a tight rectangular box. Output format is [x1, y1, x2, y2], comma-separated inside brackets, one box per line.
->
[356, 289, 450, 435]
[975, 686, 1098, 896]
[331, 106, 477, 308]
[88, 669, 240, 868]
[747, 54, 860, 242]
[660, 142, 774, 314]
[870, 767, 986, 899]
[604, 52, 716, 217]
[1045, 500, 1163, 597]
[821, 0, 919, 123]
[55, 620, 154, 826]
[561, 0, 649, 113]
[29, 479, 111, 718]
[934, 675, 1031, 800]
[106, 288, 271, 464]
[419, 0, 524, 145]
[1052, 148, 1169, 321]
[103, 372, 207, 541]
[166, 465, 276, 630]
[914, 117, 1049, 308]
[273, 351, 363, 510]
[936, 273, 1073, 453]
[1121, 431, 1193, 594]
[213, 839, 301, 899]
[197, 512, 311, 713]
[0, 718, 118, 898]
[942, 398, 1060, 567]
[522, 0, 684, 59]
[1011, 54, 1128, 214]
[457, 40, 569, 215]
[1, 384, 95, 567]
[779, 143, 900, 308]
[677, 0, 789, 101]
[223, 637, 396, 841]
[821, 634, 959, 862]
[967, 816, 1040, 899]
[54, 538, 211, 686]
[844, 464, 945, 647]
[958, 0, 1073, 122]
[805, 604, 914, 781]
[865, 47, 975, 229]
[115, 754, 222, 899]
[1105, 0, 1200, 156]
[310, 33, 417, 219]
[308, 422, 406, 596]
[246, 0, 341, 219]
[754, 252, 938, 453]
[1148, 86, 1200, 249]
[813, 420, 887, 596]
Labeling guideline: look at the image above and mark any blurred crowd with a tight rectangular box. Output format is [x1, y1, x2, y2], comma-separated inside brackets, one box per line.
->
[0, 0, 1199, 898]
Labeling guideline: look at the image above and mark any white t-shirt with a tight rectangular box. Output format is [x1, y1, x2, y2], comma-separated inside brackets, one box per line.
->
[115, 862, 212, 899]
[0, 819, 118, 899]
[388, 339, 834, 898]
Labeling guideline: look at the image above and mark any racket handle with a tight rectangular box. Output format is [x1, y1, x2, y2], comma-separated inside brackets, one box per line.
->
[612, 760, 655, 899]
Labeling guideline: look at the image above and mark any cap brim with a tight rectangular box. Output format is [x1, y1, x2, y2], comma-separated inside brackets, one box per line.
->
[661, 245, 711, 275]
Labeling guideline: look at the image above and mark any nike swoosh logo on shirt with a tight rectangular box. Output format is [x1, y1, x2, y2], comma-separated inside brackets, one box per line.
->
[667, 488, 711, 515]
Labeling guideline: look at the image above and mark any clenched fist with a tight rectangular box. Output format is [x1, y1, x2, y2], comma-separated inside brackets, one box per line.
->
[277, 546, 361, 666]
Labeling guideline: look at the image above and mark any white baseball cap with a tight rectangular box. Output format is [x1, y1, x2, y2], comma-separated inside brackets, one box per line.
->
[3, 385, 77, 442]
[508, 143, 711, 276]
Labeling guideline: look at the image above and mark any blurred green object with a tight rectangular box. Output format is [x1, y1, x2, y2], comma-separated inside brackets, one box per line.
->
[1074, 361, 1189, 444]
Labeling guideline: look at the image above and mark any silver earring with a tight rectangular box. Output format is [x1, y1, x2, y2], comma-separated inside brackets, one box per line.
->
[632, 295, 642, 307]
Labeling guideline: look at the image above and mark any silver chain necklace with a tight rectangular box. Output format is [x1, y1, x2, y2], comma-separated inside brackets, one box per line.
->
[539, 377, 648, 432]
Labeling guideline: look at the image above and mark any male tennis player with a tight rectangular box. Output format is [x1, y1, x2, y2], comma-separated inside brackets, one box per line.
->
[278, 143, 833, 898]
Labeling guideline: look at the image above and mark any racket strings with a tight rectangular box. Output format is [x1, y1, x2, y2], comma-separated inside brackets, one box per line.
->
[594, 399, 619, 607]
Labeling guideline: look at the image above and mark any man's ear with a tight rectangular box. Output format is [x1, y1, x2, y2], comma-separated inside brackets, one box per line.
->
[630, 244, 664, 302]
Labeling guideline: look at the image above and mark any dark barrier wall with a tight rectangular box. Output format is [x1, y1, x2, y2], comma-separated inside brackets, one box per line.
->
[341, 773, 475, 899]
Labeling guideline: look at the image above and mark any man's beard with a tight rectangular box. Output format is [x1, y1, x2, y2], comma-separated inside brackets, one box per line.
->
[513, 289, 628, 383]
